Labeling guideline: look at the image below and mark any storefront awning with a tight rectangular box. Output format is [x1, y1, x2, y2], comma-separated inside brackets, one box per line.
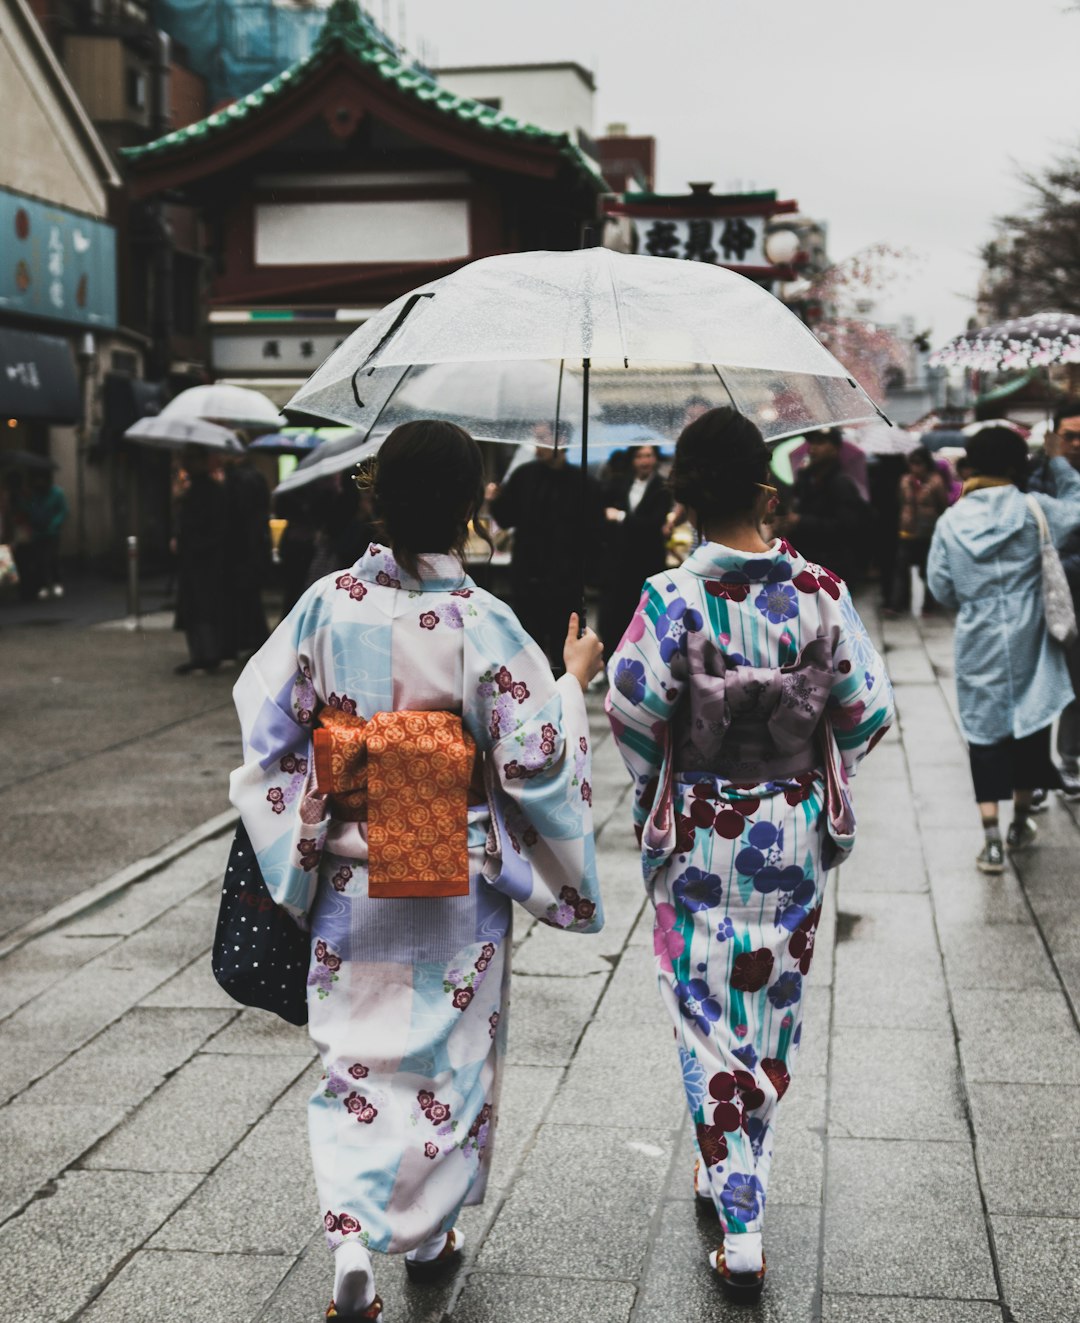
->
[0, 326, 81, 424]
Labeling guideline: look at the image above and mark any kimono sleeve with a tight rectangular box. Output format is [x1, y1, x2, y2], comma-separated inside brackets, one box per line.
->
[604, 576, 691, 838]
[826, 588, 895, 775]
[463, 595, 603, 934]
[228, 588, 329, 927]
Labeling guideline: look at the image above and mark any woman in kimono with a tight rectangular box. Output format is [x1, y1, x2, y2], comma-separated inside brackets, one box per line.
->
[928, 424, 1080, 873]
[230, 421, 604, 1321]
[606, 408, 892, 1303]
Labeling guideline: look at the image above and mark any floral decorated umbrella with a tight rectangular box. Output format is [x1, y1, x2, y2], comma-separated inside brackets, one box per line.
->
[930, 312, 1080, 372]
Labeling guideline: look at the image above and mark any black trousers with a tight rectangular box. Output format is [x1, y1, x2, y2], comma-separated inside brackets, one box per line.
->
[968, 725, 1061, 803]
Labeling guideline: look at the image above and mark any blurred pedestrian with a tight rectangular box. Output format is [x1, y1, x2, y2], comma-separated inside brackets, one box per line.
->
[173, 445, 229, 675]
[22, 469, 68, 600]
[779, 428, 872, 584]
[599, 443, 672, 658]
[486, 420, 604, 666]
[890, 445, 949, 616]
[1028, 398, 1080, 799]
[606, 407, 893, 1304]
[229, 420, 604, 1321]
[223, 453, 272, 660]
[928, 425, 1080, 872]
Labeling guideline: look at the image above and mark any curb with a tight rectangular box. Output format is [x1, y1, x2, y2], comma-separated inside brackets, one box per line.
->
[0, 807, 239, 962]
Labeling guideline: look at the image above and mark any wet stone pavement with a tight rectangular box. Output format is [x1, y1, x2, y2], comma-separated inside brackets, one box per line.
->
[1, 603, 1079, 1322]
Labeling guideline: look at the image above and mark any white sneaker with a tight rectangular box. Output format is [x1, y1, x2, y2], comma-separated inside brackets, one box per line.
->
[51, 584, 64, 598]
[37, 587, 50, 601]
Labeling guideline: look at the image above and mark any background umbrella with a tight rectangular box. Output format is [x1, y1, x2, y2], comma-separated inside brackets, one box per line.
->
[286, 248, 887, 607]
[159, 383, 284, 432]
[0, 450, 58, 470]
[123, 414, 244, 453]
[930, 312, 1080, 372]
[249, 428, 353, 455]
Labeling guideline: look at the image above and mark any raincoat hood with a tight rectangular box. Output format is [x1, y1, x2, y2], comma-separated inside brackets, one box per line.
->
[945, 486, 1028, 561]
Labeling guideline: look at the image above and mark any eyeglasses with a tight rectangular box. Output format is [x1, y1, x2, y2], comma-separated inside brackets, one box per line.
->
[755, 483, 779, 496]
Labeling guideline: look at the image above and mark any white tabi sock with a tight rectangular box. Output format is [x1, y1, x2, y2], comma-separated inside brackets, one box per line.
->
[723, 1231, 764, 1274]
[405, 1226, 466, 1263]
[333, 1240, 376, 1313]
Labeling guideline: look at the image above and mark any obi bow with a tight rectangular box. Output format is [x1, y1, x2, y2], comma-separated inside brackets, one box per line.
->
[313, 706, 483, 898]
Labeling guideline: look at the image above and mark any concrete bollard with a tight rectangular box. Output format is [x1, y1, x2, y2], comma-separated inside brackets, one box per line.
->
[126, 534, 141, 628]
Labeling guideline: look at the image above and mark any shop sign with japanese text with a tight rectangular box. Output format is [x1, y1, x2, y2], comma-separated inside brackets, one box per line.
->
[0, 187, 117, 329]
[212, 330, 350, 374]
[636, 215, 765, 266]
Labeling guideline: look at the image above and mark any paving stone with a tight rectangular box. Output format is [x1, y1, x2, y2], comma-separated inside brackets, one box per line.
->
[968, 1082, 1080, 1140]
[821, 1297, 1002, 1322]
[511, 923, 615, 977]
[841, 831, 928, 893]
[19, 1005, 233, 1109]
[202, 1006, 315, 1057]
[633, 1199, 819, 1322]
[0, 1169, 199, 1323]
[992, 1214, 1080, 1323]
[769, 1070, 827, 1208]
[938, 923, 1058, 991]
[952, 990, 1080, 1085]
[592, 940, 668, 1027]
[78, 1248, 291, 1323]
[832, 941, 950, 1031]
[796, 987, 831, 1078]
[140, 950, 242, 1010]
[99, 888, 217, 971]
[476, 1122, 672, 1278]
[829, 1028, 967, 1140]
[63, 836, 230, 938]
[978, 1139, 1080, 1218]
[0, 1102, 127, 1224]
[546, 1018, 683, 1129]
[81, 1052, 312, 1173]
[926, 855, 1032, 928]
[485, 1062, 564, 1191]
[149, 1111, 317, 1253]
[824, 1139, 996, 1299]
[0, 932, 119, 1021]
[454, 1273, 637, 1323]
[503, 973, 607, 1067]
[831, 891, 937, 950]
[0, 1043, 65, 1106]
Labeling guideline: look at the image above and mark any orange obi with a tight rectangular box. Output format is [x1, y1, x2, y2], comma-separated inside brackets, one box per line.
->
[312, 707, 483, 899]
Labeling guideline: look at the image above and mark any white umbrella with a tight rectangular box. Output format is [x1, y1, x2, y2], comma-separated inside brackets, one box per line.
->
[123, 414, 244, 453]
[160, 384, 284, 431]
[288, 248, 886, 446]
[849, 419, 918, 457]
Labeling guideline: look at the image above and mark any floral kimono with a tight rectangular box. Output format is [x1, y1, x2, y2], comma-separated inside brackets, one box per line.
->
[606, 537, 892, 1241]
[230, 543, 602, 1256]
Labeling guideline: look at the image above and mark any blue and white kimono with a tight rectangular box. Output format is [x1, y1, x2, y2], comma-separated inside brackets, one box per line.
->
[606, 538, 892, 1242]
[230, 544, 602, 1255]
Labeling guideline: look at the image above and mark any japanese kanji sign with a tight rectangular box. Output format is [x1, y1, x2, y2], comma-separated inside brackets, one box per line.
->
[637, 215, 766, 268]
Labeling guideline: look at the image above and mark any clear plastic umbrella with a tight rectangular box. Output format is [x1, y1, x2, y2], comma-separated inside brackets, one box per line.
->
[160, 384, 284, 431]
[288, 248, 885, 446]
[123, 414, 244, 453]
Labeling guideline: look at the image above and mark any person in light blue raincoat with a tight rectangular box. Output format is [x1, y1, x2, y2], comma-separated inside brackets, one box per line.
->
[927, 425, 1080, 873]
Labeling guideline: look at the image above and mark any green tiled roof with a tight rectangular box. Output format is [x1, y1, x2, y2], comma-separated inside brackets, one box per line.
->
[122, 0, 604, 188]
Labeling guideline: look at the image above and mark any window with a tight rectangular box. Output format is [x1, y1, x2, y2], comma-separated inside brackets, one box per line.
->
[126, 67, 147, 111]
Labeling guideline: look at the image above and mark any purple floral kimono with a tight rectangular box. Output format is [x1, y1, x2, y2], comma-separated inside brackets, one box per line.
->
[230, 544, 602, 1256]
[606, 537, 892, 1240]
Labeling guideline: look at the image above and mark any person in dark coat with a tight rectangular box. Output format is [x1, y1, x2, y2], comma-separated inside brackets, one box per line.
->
[487, 421, 605, 665]
[173, 446, 229, 674]
[599, 443, 672, 658]
[223, 454, 272, 661]
[781, 428, 872, 584]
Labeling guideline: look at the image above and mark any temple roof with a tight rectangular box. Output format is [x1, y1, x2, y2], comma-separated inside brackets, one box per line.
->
[122, 0, 604, 188]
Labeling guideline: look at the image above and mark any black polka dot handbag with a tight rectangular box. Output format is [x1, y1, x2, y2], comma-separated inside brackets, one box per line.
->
[211, 821, 309, 1026]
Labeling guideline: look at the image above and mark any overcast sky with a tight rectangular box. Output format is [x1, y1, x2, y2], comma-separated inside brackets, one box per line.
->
[401, 0, 1080, 345]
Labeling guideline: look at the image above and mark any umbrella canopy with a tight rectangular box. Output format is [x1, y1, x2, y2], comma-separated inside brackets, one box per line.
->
[930, 312, 1080, 372]
[160, 383, 284, 431]
[124, 414, 244, 453]
[849, 419, 918, 458]
[0, 449, 57, 470]
[287, 248, 885, 446]
[273, 430, 382, 495]
[249, 429, 328, 454]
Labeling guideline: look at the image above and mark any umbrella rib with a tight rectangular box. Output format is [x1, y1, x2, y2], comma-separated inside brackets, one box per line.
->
[600, 250, 629, 363]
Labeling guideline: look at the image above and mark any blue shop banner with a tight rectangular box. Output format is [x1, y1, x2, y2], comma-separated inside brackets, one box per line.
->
[0, 188, 117, 330]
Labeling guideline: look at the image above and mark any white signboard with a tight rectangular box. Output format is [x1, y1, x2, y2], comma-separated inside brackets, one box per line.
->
[634, 214, 765, 267]
[255, 200, 471, 266]
[212, 330, 348, 374]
